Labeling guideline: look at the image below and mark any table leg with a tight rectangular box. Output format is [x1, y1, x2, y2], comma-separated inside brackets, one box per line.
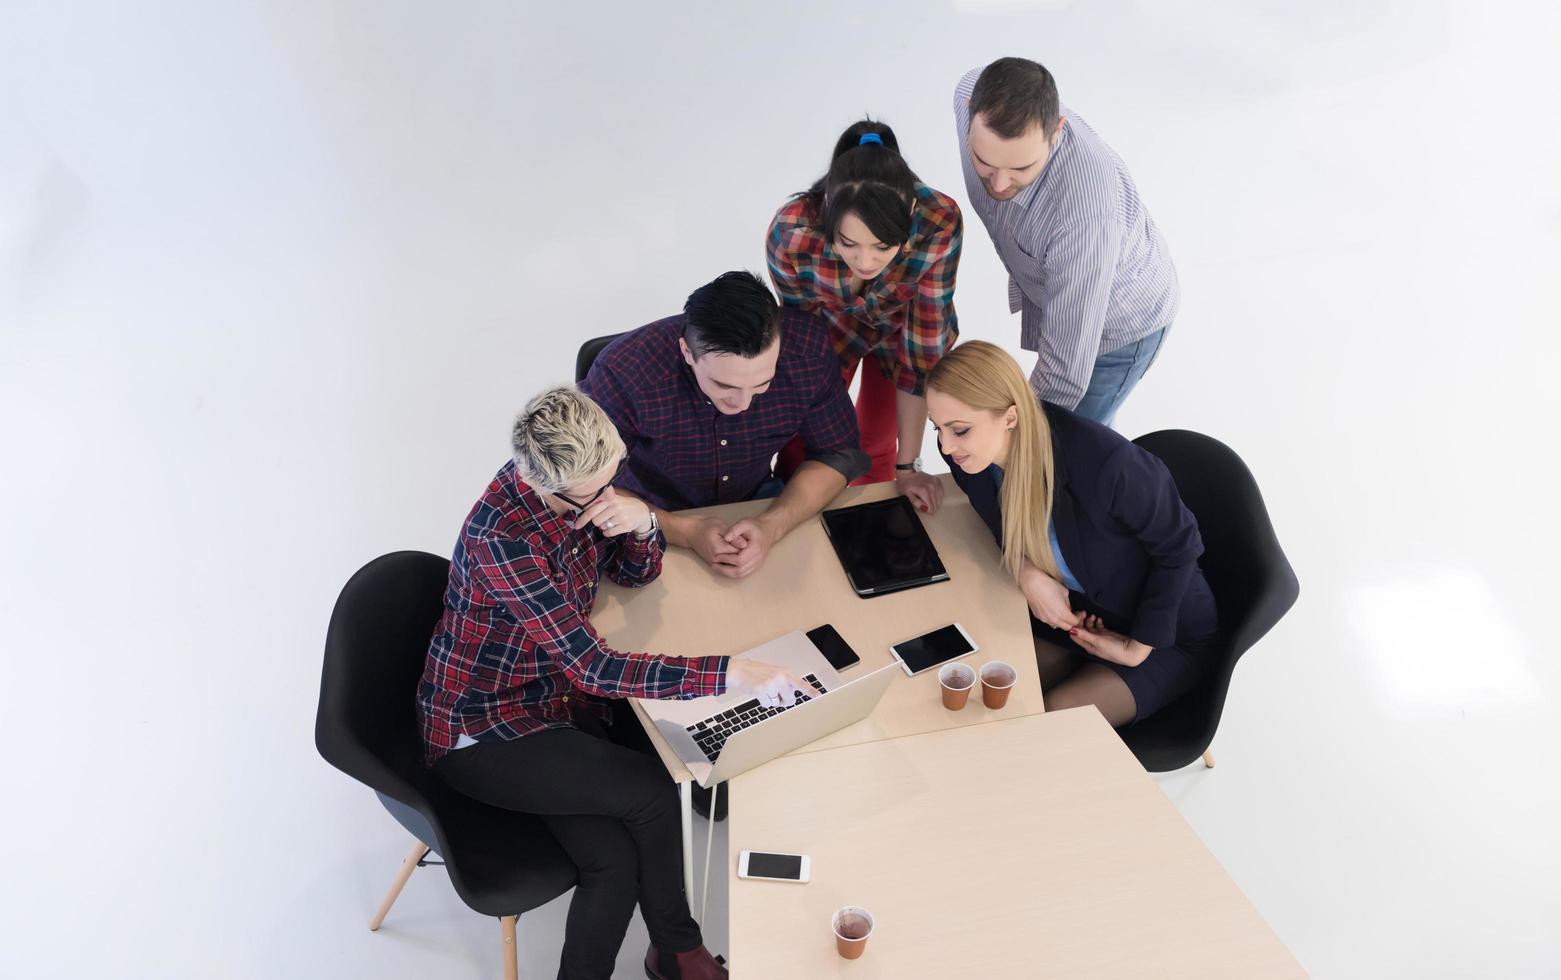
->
[680, 781, 694, 900]
[700, 782, 719, 922]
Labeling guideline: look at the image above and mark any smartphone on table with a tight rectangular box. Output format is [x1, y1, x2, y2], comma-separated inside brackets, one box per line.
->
[807, 624, 861, 672]
[737, 850, 811, 883]
[889, 623, 978, 677]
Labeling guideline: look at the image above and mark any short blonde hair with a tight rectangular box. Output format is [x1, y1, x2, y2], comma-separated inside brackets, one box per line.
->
[511, 386, 625, 494]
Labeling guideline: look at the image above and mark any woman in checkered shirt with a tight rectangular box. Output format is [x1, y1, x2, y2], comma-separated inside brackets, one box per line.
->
[767, 119, 963, 515]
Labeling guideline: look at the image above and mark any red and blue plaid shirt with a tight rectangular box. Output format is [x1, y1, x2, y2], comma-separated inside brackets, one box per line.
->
[417, 460, 730, 764]
[578, 310, 868, 511]
[767, 182, 963, 396]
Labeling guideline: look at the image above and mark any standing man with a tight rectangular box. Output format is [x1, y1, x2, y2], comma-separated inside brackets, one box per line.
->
[580, 271, 869, 580]
[954, 57, 1180, 426]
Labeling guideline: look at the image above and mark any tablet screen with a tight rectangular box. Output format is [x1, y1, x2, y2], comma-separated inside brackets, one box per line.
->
[821, 496, 948, 595]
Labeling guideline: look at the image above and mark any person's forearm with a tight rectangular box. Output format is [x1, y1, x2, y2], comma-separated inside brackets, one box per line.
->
[657, 509, 698, 549]
[757, 461, 847, 541]
[895, 389, 928, 465]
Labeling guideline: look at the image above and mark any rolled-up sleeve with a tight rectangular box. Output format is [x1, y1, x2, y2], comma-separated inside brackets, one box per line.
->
[797, 356, 869, 484]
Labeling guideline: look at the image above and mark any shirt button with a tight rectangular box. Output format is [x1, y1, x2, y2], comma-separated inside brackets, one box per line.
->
[720, 439, 727, 446]
[721, 475, 729, 482]
[562, 695, 570, 703]
[572, 547, 579, 555]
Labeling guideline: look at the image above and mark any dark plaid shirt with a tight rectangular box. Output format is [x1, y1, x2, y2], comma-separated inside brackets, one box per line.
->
[578, 309, 868, 511]
[417, 460, 730, 764]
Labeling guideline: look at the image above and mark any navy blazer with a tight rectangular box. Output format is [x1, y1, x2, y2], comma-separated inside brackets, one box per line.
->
[945, 403, 1214, 649]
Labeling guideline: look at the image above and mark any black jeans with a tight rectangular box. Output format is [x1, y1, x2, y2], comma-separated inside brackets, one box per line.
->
[434, 703, 701, 980]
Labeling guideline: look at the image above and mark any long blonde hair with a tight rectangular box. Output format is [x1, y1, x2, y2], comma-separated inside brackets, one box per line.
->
[926, 341, 1058, 583]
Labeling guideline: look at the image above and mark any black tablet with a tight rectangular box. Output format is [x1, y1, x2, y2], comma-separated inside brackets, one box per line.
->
[820, 495, 950, 598]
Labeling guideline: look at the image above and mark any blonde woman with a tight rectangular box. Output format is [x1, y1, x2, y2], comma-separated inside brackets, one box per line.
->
[417, 387, 797, 980]
[924, 342, 1217, 726]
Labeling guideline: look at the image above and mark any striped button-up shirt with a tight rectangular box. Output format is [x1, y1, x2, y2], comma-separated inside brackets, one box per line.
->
[417, 460, 729, 764]
[953, 68, 1179, 410]
[767, 183, 962, 397]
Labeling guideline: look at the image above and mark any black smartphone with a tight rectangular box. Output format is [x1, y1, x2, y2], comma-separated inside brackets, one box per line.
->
[806, 624, 861, 671]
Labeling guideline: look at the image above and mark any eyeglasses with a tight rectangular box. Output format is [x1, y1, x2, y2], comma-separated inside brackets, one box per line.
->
[553, 457, 628, 511]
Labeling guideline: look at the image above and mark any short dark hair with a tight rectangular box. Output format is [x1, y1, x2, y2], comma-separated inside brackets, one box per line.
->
[683, 271, 781, 359]
[969, 57, 1060, 140]
[799, 118, 918, 247]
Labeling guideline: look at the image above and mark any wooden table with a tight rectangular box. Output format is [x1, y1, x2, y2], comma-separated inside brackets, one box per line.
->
[726, 707, 1308, 979]
[591, 476, 1045, 782]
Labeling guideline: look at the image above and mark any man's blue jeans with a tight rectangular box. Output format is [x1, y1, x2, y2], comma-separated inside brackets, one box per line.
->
[1071, 326, 1168, 428]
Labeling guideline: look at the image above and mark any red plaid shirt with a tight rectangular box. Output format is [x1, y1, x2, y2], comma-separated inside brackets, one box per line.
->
[417, 460, 730, 764]
[767, 182, 963, 396]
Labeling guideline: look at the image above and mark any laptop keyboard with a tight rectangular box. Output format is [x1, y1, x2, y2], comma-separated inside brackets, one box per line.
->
[687, 674, 827, 762]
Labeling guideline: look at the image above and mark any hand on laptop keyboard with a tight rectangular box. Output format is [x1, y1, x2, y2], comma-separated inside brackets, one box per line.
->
[725, 659, 809, 709]
[689, 674, 829, 762]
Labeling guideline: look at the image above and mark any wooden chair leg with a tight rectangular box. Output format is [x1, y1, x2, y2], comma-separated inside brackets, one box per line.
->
[1202, 749, 1216, 769]
[369, 840, 431, 931]
[501, 915, 519, 980]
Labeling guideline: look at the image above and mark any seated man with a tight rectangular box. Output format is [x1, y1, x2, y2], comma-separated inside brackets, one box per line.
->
[580, 271, 869, 579]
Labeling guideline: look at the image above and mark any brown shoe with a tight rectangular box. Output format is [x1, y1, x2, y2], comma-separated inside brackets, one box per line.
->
[644, 944, 728, 980]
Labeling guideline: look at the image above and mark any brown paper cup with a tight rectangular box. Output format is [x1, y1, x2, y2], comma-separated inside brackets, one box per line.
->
[980, 660, 1017, 709]
[832, 906, 875, 960]
[939, 662, 977, 710]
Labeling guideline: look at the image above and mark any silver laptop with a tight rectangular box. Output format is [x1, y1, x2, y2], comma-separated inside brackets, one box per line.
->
[637, 630, 898, 788]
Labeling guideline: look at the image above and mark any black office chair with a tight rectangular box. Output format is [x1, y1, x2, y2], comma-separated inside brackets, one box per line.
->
[575, 333, 627, 383]
[315, 551, 577, 980]
[1120, 431, 1300, 772]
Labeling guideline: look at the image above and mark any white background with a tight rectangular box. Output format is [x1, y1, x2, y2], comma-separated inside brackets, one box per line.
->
[3, 1, 1559, 977]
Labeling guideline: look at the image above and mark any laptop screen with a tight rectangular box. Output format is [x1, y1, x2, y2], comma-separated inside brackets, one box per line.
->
[821, 496, 949, 595]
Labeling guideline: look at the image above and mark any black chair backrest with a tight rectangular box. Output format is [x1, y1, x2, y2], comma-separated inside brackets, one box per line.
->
[1126, 431, 1299, 768]
[575, 333, 626, 383]
[316, 551, 453, 845]
[1133, 430, 1298, 656]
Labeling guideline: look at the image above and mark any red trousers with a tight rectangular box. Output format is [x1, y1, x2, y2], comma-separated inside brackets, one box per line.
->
[778, 357, 899, 486]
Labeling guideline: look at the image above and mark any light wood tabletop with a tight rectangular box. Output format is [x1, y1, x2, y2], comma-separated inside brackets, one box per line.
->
[725, 707, 1308, 979]
[589, 476, 1049, 782]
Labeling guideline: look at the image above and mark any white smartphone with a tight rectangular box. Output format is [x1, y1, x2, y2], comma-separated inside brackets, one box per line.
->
[737, 850, 810, 883]
[889, 623, 979, 677]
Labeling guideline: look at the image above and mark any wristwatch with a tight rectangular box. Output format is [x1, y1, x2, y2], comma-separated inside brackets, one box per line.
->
[634, 509, 661, 540]
[895, 458, 923, 473]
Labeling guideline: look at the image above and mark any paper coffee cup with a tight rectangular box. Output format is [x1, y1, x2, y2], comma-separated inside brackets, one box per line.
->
[980, 660, 1017, 709]
[832, 906, 875, 960]
[939, 662, 976, 710]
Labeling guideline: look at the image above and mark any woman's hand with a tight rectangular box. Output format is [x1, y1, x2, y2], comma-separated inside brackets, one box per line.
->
[1020, 563, 1083, 630]
[724, 659, 808, 708]
[896, 469, 945, 514]
[575, 487, 653, 537]
[1068, 615, 1152, 667]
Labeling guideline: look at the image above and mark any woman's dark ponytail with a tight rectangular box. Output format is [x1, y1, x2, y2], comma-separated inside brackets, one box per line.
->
[799, 118, 919, 247]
